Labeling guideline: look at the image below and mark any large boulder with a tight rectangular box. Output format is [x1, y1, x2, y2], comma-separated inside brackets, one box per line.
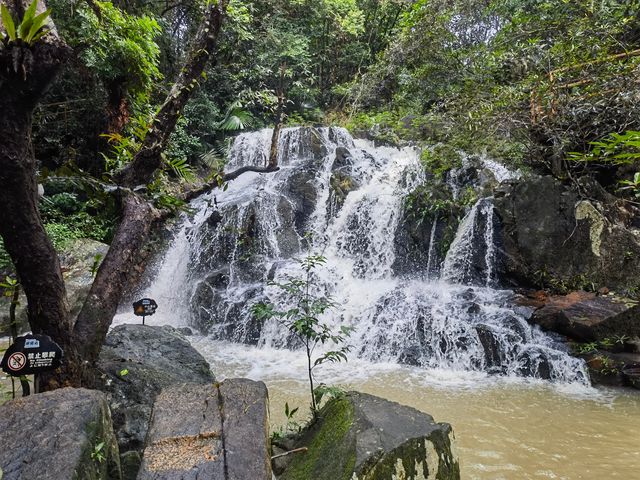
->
[0, 388, 121, 480]
[96, 324, 215, 478]
[0, 238, 108, 336]
[137, 379, 271, 480]
[494, 175, 640, 293]
[530, 291, 640, 342]
[278, 392, 460, 480]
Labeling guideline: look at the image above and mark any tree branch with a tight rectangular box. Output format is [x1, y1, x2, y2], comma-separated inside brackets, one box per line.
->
[183, 165, 280, 201]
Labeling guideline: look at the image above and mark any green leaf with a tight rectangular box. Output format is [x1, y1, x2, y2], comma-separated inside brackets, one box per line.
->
[1, 4, 16, 41]
[119, 368, 129, 377]
[25, 8, 50, 43]
[19, 0, 39, 39]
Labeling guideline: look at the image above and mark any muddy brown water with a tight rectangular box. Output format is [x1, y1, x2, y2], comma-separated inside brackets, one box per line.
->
[193, 338, 640, 480]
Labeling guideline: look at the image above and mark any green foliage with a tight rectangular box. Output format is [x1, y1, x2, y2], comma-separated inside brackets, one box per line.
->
[91, 442, 106, 463]
[40, 192, 115, 246]
[313, 383, 345, 407]
[568, 131, 640, 166]
[0, 238, 12, 273]
[349, 0, 640, 177]
[619, 172, 640, 199]
[44, 223, 78, 250]
[100, 114, 150, 174]
[0, 275, 18, 291]
[77, 2, 162, 104]
[1, 0, 51, 45]
[252, 254, 352, 416]
[568, 131, 640, 198]
[533, 267, 596, 295]
[420, 146, 463, 179]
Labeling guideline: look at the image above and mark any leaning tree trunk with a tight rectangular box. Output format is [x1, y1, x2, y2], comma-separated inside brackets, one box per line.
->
[70, 0, 230, 383]
[0, 1, 73, 360]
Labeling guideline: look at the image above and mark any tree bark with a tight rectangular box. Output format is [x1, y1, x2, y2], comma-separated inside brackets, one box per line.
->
[0, 3, 72, 354]
[72, 193, 157, 371]
[105, 77, 130, 134]
[268, 62, 286, 168]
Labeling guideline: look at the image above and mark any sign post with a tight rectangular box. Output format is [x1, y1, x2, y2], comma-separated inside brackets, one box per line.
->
[133, 298, 158, 325]
[1, 334, 63, 379]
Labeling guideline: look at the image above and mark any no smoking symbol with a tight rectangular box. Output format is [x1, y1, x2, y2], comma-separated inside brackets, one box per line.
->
[7, 352, 26, 372]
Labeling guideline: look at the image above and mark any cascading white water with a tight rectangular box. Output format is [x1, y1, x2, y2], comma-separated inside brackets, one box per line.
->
[117, 127, 589, 384]
[442, 198, 498, 286]
[425, 216, 438, 279]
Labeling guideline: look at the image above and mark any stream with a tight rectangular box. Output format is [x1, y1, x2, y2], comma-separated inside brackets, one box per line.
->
[113, 127, 640, 479]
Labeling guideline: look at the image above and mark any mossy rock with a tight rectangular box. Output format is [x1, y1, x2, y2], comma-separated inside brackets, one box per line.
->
[279, 392, 460, 480]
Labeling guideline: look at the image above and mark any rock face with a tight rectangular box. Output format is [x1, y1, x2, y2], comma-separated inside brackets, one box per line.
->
[0, 388, 121, 480]
[494, 175, 640, 293]
[392, 211, 444, 277]
[530, 291, 640, 342]
[0, 238, 108, 336]
[96, 324, 215, 478]
[138, 379, 271, 480]
[279, 392, 460, 480]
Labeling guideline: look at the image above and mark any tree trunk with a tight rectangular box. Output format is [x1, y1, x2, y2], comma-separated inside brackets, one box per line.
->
[0, 9, 72, 357]
[105, 77, 129, 134]
[72, 193, 156, 369]
[268, 62, 286, 169]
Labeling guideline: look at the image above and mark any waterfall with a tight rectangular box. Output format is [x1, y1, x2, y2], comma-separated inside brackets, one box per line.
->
[425, 216, 438, 279]
[441, 198, 497, 287]
[120, 127, 589, 385]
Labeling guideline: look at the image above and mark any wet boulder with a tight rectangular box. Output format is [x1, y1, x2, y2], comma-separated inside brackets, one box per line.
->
[0, 238, 108, 336]
[137, 379, 271, 480]
[530, 291, 640, 342]
[494, 175, 640, 293]
[96, 324, 215, 478]
[278, 392, 460, 480]
[191, 277, 263, 342]
[327, 170, 358, 218]
[0, 388, 121, 480]
[285, 170, 318, 235]
[333, 146, 352, 168]
[279, 127, 328, 164]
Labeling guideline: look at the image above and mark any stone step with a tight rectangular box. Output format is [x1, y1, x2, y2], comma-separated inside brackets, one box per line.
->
[137, 378, 271, 480]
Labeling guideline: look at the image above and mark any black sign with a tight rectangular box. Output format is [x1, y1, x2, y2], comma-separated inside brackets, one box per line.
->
[0, 334, 63, 376]
[133, 298, 158, 317]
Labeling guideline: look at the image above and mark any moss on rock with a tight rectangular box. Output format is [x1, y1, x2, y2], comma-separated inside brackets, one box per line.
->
[281, 397, 356, 480]
[279, 393, 460, 480]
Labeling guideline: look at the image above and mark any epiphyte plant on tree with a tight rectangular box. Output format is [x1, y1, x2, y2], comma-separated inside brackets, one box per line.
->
[1, 0, 51, 46]
[252, 254, 353, 417]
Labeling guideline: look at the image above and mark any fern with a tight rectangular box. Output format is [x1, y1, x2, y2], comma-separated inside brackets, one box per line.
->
[216, 100, 253, 132]
[165, 157, 195, 181]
